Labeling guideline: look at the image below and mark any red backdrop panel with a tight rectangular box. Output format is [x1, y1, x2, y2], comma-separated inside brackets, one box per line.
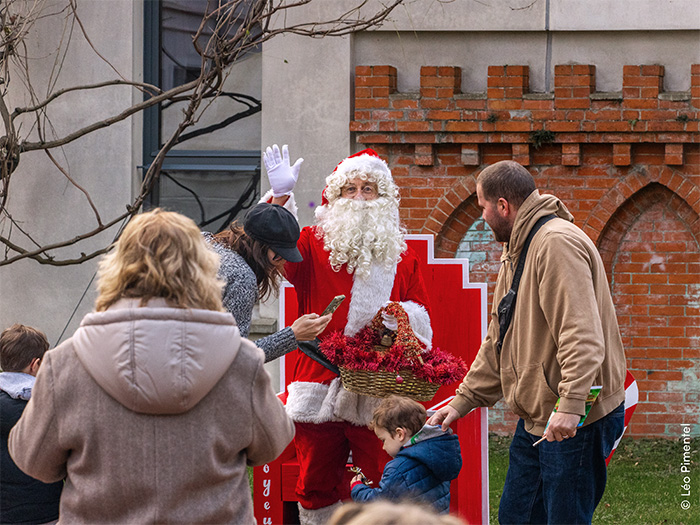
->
[254, 234, 489, 524]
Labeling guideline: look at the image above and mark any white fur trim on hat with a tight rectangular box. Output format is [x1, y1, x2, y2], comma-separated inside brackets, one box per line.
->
[322, 152, 399, 206]
[333, 153, 391, 181]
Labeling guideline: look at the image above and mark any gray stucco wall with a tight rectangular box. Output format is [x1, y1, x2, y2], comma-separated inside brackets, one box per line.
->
[0, 0, 139, 346]
[1, 0, 697, 359]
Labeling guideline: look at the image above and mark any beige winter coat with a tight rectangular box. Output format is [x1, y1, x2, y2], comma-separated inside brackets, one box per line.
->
[450, 191, 626, 435]
[9, 298, 294, 524]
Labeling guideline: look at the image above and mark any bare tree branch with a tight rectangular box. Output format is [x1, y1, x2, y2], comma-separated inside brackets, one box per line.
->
[0, 0, 405, 266]
[19, 78, 201, 152]
[44, 148, 103, 227]
[67, 0, 130, 83]
[173, 93, 261, 145]
[12, 80, 162, 117]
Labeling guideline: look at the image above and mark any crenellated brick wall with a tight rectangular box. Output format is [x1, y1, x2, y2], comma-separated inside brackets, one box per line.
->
[351, 64, 700, 438]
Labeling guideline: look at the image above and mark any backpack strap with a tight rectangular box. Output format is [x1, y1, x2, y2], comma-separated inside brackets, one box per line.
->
[496, 214, 557, 354]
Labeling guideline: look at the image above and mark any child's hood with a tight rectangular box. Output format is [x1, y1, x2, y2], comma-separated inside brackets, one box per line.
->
[71, 298, 241, 416]
[400, 424, 462, 481]
[0, 372, 35, 400]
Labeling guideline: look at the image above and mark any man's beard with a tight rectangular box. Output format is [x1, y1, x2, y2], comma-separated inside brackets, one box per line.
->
[488, 213, 512, 243]
[315, 197, 407, 278]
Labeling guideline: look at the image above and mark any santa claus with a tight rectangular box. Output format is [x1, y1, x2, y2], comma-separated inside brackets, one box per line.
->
[263, 145, 433, 524]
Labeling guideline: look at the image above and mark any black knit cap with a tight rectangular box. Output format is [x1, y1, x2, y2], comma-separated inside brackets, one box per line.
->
[243, 203, 303, 263]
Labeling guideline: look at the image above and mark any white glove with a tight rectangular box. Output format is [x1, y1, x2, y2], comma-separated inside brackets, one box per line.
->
[382, 312, 398, 331]
[263, 144, 303, 197]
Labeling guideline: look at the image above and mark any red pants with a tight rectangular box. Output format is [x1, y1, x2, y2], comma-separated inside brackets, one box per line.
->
[294, 421, 390, 509]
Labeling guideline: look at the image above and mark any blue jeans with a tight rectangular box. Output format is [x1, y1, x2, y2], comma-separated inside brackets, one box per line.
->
[498, 403, 624, 525]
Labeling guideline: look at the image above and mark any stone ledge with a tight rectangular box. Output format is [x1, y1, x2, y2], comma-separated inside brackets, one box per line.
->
[250, 317, 277, 336]
[591, 92, 624, 101]
[389, 92, 421, 100]
[455, 92, 487, 100]
[659, 91, 691, 101]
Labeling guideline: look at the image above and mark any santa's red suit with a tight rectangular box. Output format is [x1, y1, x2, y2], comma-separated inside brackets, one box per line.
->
[284, 226, 432, 511]
[265, 148, 433, 524]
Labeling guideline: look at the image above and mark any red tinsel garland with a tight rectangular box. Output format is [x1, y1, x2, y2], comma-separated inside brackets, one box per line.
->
[318, 325, 467, 385]
[370, 301, 424, 359]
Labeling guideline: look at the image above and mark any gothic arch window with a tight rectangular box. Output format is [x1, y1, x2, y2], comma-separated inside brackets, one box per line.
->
[455, 217, 501, 290]
[601, 183, 700, 434]
[453, 198, 514, 433]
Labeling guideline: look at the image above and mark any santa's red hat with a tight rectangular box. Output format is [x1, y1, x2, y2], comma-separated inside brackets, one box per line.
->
[321, 148, 395, 206]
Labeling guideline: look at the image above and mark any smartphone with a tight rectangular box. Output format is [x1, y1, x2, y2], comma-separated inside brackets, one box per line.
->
[321, 295, 346, 316]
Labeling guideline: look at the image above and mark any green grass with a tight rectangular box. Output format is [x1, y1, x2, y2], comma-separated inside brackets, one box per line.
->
[488, 435, 699, 525]
[488, 435, 509, 524]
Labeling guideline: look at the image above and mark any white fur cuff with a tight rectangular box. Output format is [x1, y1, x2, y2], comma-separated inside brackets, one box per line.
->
[260, 189, 298, 219]
[298, 501, 343, 525]
[285, 381, 339, 424]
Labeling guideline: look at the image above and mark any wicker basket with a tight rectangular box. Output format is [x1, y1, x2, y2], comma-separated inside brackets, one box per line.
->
[339, 367, 440, 402]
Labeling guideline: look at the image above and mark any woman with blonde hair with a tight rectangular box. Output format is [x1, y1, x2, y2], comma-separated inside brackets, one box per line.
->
[9, 209, 294, 524]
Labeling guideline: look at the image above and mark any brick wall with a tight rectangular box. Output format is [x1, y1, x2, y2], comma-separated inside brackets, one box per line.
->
[351, 64, 700, 438]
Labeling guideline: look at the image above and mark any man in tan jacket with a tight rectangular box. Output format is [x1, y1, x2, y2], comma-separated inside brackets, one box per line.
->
[429, 161, 626, 525]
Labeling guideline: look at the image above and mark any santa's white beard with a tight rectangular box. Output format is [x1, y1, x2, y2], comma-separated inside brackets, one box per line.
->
[315, 197, 407, 278]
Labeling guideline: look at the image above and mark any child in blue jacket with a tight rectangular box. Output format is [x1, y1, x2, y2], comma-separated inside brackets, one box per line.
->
[350, 395, 462, 514]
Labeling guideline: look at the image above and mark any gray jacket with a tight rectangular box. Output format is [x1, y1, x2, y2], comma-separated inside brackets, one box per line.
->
[204, 232, 297, 362]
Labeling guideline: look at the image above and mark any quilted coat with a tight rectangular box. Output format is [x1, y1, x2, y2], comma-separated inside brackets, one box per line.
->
[351, 425, 462, 513]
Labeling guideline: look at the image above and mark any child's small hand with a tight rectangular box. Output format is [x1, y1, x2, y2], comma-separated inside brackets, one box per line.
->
[349, 465, 373, 485]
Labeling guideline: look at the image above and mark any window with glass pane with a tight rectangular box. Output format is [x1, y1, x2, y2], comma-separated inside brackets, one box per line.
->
[144, 0, 262, 230]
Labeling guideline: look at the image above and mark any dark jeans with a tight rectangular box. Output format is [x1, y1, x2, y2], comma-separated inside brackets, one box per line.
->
[498, 403, 625, 525]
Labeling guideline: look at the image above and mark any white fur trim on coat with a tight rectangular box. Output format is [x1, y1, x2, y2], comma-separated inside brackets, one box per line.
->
[401, 300, 433, 350]
[333, 385, 383, 426]
[285, 379, 382, 426]
[260, 189, 298, 219]
[285, 381, 340, 424]
[344, 261, 397, 337]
